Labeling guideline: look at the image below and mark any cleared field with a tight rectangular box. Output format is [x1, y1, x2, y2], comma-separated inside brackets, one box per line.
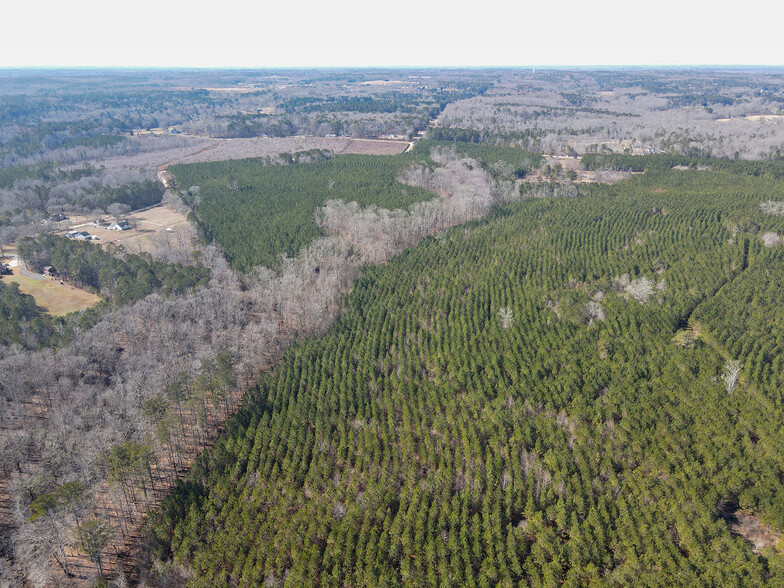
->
[55, 204, 191, 255]
[87, 135, 410, 176]
[3, 266, 100, 316]
[535, 155, 635, 184]
[171, 136, 409, 165]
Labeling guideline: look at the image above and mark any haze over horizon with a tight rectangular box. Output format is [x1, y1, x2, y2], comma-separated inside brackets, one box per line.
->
[5, 0, 784, 68]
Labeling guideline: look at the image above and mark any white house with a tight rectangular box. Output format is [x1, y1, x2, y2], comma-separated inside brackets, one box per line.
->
[109, 220, 132, 231]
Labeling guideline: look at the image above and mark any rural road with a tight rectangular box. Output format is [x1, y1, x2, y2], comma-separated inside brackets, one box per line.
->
[12, 256, 46, 281]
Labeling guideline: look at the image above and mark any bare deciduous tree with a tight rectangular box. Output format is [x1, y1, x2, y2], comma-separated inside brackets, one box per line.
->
[761, 200, 784, 216]
[761, 231, 783, 248]
[498, 307, 514, 329]
[722, 359, 743, 393]
[584, 301, 606, 324]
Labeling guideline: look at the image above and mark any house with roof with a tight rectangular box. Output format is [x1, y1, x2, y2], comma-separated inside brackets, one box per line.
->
[66, 230, 92, 240]
[109, 220, 132, 231]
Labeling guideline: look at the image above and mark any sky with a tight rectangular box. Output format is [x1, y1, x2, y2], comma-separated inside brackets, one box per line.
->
[3, 0, 784, 68]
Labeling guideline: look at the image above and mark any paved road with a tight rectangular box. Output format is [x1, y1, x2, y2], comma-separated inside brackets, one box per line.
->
[12, 256, 46, 281]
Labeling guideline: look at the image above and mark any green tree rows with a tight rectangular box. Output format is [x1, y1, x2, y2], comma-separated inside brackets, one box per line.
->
[582, 153, 784, 179]
[171, 154, 438, 271]
[693, 248, 784, 399]
[173, 145, 544, 272]
[149, 165, 784, 586]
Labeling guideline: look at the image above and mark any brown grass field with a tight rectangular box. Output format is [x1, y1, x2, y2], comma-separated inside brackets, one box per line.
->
[169, 135, 410, 165]
[55, 204, 191, 255]
[2, 266, 101, 316]
[88, 135, 411, 176]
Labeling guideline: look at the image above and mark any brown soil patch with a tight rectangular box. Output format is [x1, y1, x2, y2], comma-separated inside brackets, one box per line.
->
[544, 155, 581, 171]
[652, 188, 667, 194]
[336, 137, 409, 155]
[155, 136, 409, 167]
[719, 500, 781, 553]
[89, 135, 410, 175]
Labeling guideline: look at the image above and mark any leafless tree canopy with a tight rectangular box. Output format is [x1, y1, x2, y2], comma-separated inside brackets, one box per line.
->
[0, 146, 515, 584]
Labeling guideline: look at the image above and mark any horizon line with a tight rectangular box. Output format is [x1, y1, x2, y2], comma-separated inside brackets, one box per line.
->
[2, 64, 784, 71]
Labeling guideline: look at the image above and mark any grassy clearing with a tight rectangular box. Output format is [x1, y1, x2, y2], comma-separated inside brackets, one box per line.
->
[3, 267, 101, 316]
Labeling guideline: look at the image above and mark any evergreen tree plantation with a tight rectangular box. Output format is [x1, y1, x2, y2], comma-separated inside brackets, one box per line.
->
[171, 154, 438, 271]
[9, 68, 784, 587]
[148, 163, 784, 586]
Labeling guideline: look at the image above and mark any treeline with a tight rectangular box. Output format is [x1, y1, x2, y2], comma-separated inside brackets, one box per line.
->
[262, 149, 334, 166]
[582, 152, 784, 178]
[0, 89, 212, 128]
[91, 179, 165, 211]
[283, 96, 421, 114]
[427, 127, 483, 142]
[209, 84, 485, 140]
[17, 235, 209, 306]
[426, 126, 548, 151]
[0, 168, 164, 247]
[217, 105, 441, 141]
[149, 164, 784, 586]
[0, 164, 83, 191]
[0, 88, 214, 163]
[280, 89, 487, 116]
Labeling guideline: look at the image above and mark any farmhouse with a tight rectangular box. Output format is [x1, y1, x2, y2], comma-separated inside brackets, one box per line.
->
[109, 220, 132, 231]
[66, 230, 91, 240]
